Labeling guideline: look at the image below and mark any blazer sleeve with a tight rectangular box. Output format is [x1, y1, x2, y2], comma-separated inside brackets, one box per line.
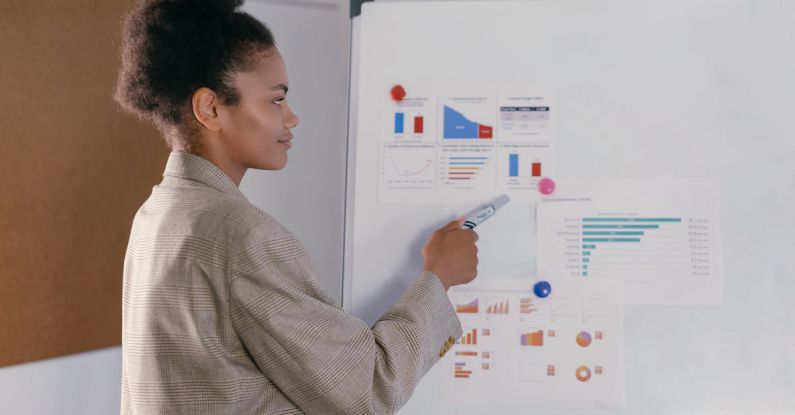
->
[230, 221, 463, 414]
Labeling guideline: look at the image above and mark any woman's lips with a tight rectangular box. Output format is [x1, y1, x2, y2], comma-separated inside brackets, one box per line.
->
[278, 135, 293, 149]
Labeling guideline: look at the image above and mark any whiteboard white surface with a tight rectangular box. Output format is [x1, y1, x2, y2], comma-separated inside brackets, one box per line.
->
[344, 1, 795, 413]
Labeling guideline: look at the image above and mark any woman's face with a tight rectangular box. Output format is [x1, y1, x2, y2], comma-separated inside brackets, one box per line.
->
[217, 48, 299, 171]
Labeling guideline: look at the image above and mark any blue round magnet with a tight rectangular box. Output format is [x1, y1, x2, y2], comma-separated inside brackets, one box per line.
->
[534, 281, 552, 298]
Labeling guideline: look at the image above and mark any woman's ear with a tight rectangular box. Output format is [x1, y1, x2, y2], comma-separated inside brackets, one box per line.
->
[191, 87, 222, 132]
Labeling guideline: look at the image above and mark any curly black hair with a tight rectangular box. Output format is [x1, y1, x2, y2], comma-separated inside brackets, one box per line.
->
[114, 0, 275, 151]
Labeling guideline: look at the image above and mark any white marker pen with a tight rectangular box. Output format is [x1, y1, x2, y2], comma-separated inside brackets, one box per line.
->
[462, 194, 510, 229]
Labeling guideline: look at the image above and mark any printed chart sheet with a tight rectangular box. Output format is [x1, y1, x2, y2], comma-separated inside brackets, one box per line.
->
[379, 85, 555, 204]
[440, 278, 624, 410]
[537, 179, 723, 305]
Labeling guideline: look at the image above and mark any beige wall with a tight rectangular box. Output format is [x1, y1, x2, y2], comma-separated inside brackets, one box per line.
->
[0, 0, 168, 367]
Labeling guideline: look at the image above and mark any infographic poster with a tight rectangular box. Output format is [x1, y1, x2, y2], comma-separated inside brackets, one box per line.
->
[379, 85, 556, 204]
[439, 278, 624, 410]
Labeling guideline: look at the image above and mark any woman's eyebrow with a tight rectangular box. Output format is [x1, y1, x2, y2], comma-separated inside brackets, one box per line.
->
[270, 83, 288, 93]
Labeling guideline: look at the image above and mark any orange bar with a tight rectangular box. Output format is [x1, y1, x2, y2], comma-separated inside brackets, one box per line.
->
[473, 329, 477, 345]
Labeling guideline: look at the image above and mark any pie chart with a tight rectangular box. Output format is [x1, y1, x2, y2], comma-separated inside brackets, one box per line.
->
[576, 331, 592, 347]
[576, 366, 592, 382]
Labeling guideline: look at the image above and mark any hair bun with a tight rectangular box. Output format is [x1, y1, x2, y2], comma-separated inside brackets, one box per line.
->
[114, 0, 275, 148]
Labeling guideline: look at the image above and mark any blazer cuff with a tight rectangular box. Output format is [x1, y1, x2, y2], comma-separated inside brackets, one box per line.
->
[403, 271, 463, 369]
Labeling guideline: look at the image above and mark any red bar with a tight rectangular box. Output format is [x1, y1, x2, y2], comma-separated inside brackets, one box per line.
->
[414, 116, 424, 133]
[478, 124, 493, 139]
[532, 162, 542, 177]
[473, 329, 477, 345]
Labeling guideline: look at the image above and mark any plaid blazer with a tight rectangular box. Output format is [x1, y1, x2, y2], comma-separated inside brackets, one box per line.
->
[121, 152, 462, 414]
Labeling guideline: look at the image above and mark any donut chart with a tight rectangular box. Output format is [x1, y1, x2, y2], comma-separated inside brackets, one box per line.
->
[576, 331, 592, 347]
[576, 366, 592, 382]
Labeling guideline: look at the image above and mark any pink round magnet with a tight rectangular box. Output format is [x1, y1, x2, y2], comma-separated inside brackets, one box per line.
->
[537, 177, 556, 195]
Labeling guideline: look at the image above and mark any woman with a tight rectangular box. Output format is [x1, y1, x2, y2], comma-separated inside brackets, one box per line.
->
[114, 0, 479, 414]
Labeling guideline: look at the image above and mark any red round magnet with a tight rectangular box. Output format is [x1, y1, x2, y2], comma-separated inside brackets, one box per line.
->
[390, 85, 406, 102]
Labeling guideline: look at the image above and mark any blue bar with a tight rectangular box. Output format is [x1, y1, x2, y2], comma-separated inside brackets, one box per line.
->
[583, 238, 641, 242]
[450, 157, 488, 160]
[509, 153, 519, 177]
[583, 224, 659, 229]
[583, 231, 644, 236]
[583, 251, 591, 256]
[449, 162, 486, 165]
[582, 244, 596, 249]
[582, 217, 681, 222]
[394, 113, 404, 133]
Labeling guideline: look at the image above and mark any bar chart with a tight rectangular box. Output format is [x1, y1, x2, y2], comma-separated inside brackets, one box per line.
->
[439, 145, 496, 192]
[385, 95, 435, 140]
[497, 143, 553, 193]
[393, 112, 425, 135]
[537, 179, 722, 305]
[458, 328, 479, 345]
[520, 330, 544, 347]
[577, 216, 700, 278]
[486, 297, 510, 314]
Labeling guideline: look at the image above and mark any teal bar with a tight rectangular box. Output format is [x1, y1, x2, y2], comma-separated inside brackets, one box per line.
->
[583, 265, 588, 269]
[583, 238, 641, 242]
[583, 224, 659, 229]
[582, 272, 588, 276]
[582, 217, 681, 222]
[583, 258, 590, 263]
[583, 251, 591, 256]
[583, 231, 644, 236]
[582, 244, 596, 249]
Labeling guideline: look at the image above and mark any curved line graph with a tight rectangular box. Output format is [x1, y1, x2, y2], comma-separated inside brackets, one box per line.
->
[391, 156, 434, 177]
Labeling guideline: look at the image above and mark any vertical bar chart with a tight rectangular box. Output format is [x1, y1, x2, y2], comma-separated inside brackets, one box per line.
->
[459, 328, 478, 345]
[503, 150, 544, 178]
[486, 298, 510, 314]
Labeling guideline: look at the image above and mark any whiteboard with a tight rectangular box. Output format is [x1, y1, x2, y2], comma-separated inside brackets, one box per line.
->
[343, 1, 795, 413]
